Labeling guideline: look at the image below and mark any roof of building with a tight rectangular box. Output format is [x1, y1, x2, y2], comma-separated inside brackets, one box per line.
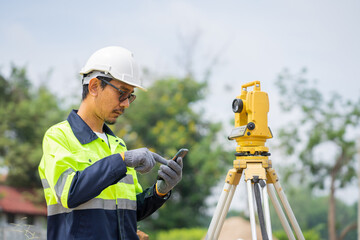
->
[0, 185, 47, 216]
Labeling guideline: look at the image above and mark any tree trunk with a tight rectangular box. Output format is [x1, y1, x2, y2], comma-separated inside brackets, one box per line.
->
[358, 138, 360, 240]
[328, 173, 337, 240]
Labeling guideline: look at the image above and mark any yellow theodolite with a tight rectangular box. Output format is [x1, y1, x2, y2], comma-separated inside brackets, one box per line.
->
[229, 81, 273, 182]
[205, 81, 304, 240]
[229, 81, 272, 150]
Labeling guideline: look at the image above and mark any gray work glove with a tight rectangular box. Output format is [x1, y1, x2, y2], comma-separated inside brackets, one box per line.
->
[156, 157, 183, 195]
[123, 148, 156, 174]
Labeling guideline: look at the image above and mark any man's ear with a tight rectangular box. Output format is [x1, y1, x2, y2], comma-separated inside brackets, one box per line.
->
[88, 78, 100, 97]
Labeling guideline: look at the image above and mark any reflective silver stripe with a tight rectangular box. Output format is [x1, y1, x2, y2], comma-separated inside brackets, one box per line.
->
[54, 168, 75, 201]
[76, 198, 117, 211]
[117, 198, 137, 211]
[47, 198, 137, 216]
[48, 203, 72, 216]
[41, 179, 50, 189]
[47, 198, 117, 216]
[118, 174, 134, 184]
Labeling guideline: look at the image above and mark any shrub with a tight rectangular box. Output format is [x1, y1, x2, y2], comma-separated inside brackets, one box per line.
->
[156, 228, 207, 240]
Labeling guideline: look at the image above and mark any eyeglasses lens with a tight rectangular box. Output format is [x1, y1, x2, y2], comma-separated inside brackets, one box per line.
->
[119, 93, 136, 103]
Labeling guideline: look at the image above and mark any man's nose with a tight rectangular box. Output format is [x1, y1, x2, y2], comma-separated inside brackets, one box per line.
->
[119, 98, 130, 108]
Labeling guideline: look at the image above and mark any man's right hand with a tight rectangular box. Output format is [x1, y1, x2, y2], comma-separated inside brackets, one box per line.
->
[123, 148, 156, 174]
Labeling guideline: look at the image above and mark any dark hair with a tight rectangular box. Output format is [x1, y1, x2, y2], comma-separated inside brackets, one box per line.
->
[82, 79, 108, 101]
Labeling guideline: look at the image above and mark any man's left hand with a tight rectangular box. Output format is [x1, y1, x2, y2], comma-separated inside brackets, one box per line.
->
[156, 157, 183, 196]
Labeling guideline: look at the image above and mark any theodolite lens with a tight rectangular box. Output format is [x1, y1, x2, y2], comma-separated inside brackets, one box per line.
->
[232, 99, 243, 113]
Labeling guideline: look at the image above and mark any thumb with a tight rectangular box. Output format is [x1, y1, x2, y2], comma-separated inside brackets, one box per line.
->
[175, 157, 183, 168]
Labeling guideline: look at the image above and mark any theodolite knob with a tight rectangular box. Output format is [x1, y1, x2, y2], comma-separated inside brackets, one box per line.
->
[247, 122, 255, 130]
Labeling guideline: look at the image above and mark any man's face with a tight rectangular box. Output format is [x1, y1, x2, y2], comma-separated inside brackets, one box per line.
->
[94, 79, 135, 125]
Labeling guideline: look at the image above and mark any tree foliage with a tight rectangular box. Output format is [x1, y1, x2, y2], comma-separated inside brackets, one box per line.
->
[114, 76, 232, 229]
[0, 65, 66, 188]
[275, 68, 360, 240]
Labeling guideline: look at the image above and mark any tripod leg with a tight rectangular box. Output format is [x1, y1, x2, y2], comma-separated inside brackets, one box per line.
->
[213, 183, 237, 239]
[262, 184, 273, 240]
[206, 182, 234, 240]
[206, 168, 241, 240]
[268, 184, 296, 240]
[273, 181, 305, 240]
[246, 179, 258, 240]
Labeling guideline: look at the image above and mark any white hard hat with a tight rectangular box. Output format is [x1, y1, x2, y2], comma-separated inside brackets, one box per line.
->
[80, 46, 146, 91]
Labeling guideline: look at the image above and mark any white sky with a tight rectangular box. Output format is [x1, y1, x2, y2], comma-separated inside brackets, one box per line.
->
[1, 0, 360, 207]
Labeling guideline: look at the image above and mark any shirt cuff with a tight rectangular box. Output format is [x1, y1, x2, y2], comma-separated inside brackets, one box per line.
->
[154, 185, 171, 200]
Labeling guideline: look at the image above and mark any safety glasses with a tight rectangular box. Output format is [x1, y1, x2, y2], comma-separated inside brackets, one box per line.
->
[97, 76, 136, 104]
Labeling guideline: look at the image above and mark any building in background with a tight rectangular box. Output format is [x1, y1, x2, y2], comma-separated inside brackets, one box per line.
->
[0, 185, 46, 240]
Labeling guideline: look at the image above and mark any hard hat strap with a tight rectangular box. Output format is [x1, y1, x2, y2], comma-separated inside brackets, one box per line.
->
[82, 71, 112, 85]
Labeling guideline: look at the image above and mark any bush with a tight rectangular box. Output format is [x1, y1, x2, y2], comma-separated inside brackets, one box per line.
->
[273, 228, 321, 240]
[156, 228, 207, 240]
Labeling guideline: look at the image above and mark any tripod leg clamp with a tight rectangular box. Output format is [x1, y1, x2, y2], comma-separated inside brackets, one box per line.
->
[225, 169, 242, 185]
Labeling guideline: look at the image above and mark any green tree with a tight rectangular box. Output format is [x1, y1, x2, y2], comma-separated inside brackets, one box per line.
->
[270, 185, 357, 240]
[270, 186, 327, 237]
[0, 65, 66, 188]
[275, 68, 360, 240]
[114, 76, 232, 230]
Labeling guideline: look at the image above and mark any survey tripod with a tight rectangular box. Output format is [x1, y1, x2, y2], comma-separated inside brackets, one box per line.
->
[205, 81, 305, 240]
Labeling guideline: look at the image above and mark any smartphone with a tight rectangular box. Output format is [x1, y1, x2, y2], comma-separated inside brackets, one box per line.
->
[157, 148, 188, 180]
[171, 148, 188, 161]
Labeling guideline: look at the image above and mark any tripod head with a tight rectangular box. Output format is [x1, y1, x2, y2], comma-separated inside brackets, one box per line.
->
[229, 81, 273, 156]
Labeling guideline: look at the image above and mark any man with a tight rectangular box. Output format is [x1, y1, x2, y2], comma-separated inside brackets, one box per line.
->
[38, 46, 183, 240]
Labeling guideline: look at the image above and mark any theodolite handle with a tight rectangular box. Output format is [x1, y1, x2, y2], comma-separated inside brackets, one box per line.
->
[241, 81, 261, 91]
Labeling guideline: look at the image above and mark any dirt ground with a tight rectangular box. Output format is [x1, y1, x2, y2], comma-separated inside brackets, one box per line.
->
[217, 217, 278, 240]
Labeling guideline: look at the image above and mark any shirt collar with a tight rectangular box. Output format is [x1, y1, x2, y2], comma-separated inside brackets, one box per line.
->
[67, 109, 116, 144]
